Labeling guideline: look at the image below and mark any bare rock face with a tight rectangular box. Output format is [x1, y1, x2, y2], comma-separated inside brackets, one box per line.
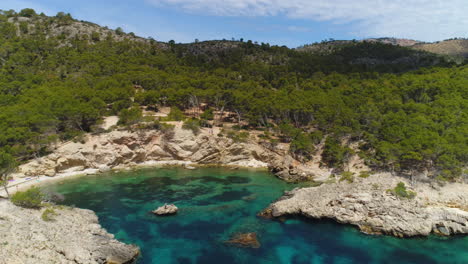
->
[152, 204, 178, 216]
[0, 200, 139, 264]
[267, 174, 468, 237]
[13, 123, 328, 182]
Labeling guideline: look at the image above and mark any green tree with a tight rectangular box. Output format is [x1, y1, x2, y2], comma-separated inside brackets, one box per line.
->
[118, 106, 143, 126]
[0, 152, 16, 198]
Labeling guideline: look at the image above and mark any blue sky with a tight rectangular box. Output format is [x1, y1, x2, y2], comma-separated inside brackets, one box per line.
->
[2, 0, 467, 47]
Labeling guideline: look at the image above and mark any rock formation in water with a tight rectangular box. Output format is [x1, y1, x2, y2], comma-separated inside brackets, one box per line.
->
[14, 122, 351, 182]
[153, 204, 178, 216]
[224, 232, 261, 248]
[265, 173, 468, 237]
[0, 199, 139, 264]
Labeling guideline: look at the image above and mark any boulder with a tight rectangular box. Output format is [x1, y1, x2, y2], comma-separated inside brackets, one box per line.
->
[153, 204, 178, 216]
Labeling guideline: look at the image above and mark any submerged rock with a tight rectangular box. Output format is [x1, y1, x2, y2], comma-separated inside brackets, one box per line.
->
[225, 232, 261, 248]
[153, 204, 178, 216]
[0, 200, 139, 263]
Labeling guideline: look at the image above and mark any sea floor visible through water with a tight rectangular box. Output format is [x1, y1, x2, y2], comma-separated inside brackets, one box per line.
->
[42, 167, 468, 264]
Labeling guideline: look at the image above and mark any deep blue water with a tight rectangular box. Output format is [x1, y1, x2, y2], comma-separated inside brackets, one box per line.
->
[43, 167, 468, 264]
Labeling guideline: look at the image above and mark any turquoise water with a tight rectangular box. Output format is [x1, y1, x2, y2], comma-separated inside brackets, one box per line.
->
[43, 167, 468, 264]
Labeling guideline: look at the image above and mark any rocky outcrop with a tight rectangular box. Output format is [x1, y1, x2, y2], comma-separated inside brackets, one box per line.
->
[13, 122, 334, 182]
[0, 200, 139, 264]
[266, 173, 468, 237]
[152, 204, 178, 216]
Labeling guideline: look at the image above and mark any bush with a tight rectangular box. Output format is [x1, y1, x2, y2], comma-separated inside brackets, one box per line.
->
[200, 108, 214, 120]
[310, 130, 324, 145]
[161, 123, 175, 140]
[358, 171, 371, 178]
[226, 130, 249, 143]
[19, 8, 37, 17]
[322, 137, 353, 168]
[11, 187, 44, 209]
[118, 106, 143, 126]
[388, 182, 416, 199]
[41, 208, 57, 221]
[165, 107, 185, 121]
[182, 118, 201, 135]
[339, 171, 355, 183]
[290, 132, 315, 161]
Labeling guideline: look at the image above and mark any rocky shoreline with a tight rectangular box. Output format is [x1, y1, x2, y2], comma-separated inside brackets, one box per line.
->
[0, 199, 139, 264]
[0, 121, 465, 264]
[263, 173, 468, 237]
[11, 122, 341, 185]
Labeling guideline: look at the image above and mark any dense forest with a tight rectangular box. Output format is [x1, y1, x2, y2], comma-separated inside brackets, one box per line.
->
[0, 9, 466, 181]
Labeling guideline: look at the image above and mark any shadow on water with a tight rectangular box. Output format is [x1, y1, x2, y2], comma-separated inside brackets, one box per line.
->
[43, 167, 468, 264]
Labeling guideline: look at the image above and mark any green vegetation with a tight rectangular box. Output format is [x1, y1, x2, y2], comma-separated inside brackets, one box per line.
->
[118, 106, 143, 126]
[322, 138, 353, 169]
[165, 107, 185, 121]
[0, 9, 466, 181]
[358, 171, 371, 178]
[339, 171, 355, 183]
[41, 208, 57, 221]
[11, 187, 44, 208]
[388, 182, 416, 199]
[225, 130, 250, 143]
[182, 118, 201, 134]
[0, 152, 16, 197]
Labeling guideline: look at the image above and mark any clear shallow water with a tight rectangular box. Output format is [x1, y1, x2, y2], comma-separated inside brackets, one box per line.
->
[43, 167, 468, 264]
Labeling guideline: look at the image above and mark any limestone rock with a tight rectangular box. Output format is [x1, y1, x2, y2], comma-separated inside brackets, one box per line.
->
[153, 204, 178, 216]
[267, 174, 468, 237]
[0, 200, 139, 263]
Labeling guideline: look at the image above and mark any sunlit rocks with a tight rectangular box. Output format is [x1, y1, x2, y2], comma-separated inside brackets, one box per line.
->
[153, 204, 178, 216]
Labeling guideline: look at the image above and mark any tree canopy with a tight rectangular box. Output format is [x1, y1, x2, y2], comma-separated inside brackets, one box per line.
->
[0, 9, 466, 180]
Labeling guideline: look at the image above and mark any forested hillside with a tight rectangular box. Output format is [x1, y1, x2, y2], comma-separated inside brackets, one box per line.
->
[0, 9, 466, 181]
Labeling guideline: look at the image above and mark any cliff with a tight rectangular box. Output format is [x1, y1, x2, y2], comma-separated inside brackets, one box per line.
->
[0, 200, 139, 264]
[12, 122, 350, 183]
[265, 173, 468, 237]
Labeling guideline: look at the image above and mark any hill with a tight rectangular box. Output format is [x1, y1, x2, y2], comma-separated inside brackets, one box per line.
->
[413, 39, 468, 58]
[299, 38, 468, 61]
[0, 8, 466, 183]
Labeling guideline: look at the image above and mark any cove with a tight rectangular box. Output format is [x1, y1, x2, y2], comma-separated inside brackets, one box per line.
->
[42, 167, 468, 264]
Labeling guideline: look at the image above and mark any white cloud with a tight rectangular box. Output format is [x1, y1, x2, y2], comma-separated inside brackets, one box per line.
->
[146, 0, 468, 41]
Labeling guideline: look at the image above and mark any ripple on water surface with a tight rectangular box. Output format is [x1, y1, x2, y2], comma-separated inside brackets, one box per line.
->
[43, 167, 468, 264]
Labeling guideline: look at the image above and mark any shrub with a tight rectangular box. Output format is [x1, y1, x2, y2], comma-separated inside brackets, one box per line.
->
[41, 208, 57, 221]
[226, 130, 249, 143]
[388, 182, 416, 199]
[339, 171, 355, 183]
[358, 171, 371, 178]
[11, 187, 44, 209]
[161, 123, 175, 140]
[309, 130, 324, 144]
[118, 106, 143, 126]
[182, 118, 201, 135]
[322, 137, 353, 169]
[19, 8, 37, 17]
[165, 107, 185, 121]
[290, 132, 315, 161]
[91, 31, 100, 42]
[200, 108, 214, 120]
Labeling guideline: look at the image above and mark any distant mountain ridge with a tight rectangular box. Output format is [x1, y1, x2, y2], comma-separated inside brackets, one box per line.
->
[298, 37, 468, 59]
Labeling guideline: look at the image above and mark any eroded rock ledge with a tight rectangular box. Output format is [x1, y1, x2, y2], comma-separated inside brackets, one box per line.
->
[14, 123, 344, 182]
[0, 200, 139, 264]
[265, 173, 468, 237]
